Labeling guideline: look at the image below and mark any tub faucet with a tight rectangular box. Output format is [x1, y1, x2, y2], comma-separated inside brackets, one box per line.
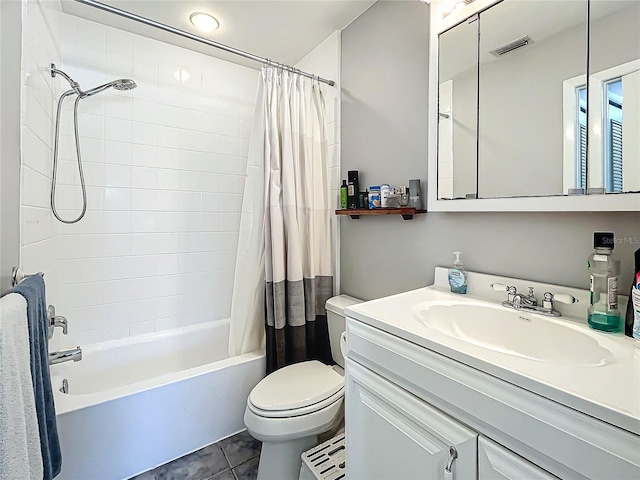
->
[49, 346, 82, 365]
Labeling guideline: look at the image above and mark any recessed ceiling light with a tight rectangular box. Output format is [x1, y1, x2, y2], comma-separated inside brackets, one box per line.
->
[190, 12, 219, 33]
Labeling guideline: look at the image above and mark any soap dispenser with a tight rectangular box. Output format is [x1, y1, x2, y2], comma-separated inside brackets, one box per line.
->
[448, 252, 468, 294]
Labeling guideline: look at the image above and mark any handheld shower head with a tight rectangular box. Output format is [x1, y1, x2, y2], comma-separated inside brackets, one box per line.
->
[82, 79, 137, 97]
[113, 79, 137, 91]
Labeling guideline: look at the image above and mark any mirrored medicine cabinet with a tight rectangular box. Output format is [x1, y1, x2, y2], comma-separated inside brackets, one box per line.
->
[428, 0, 640, 211]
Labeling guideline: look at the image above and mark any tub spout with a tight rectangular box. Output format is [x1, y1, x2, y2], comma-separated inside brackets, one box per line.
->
[49, 346, 82, 365]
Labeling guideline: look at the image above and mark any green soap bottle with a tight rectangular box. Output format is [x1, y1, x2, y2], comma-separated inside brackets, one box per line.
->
[340, 180, 348, 209]
[587, 232, 621, 332]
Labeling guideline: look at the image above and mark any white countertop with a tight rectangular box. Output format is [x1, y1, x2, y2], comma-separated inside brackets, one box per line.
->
[345, 272, 640, 436]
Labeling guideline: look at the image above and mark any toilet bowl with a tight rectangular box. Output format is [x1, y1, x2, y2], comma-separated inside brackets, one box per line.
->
[244, 295, 362, 480]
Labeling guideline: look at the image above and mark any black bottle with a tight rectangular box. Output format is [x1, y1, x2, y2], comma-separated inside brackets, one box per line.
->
[347, 170, 360, 209]
[624, 247, 640, 337]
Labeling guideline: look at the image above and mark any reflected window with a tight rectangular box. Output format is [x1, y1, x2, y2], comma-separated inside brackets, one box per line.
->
[604, 79, 623, 192]
[576, 86, 587, 190]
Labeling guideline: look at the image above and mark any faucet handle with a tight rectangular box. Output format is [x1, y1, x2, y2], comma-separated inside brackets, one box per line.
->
[491, 283, 517, 294]
[528, 287, 535, 297]
[549, 292, 579, 305]
[542, 292, 579, 311]
[47, 305, 68, 340]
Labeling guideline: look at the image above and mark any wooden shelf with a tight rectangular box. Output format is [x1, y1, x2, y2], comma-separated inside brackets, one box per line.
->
[335, 207, 426, 220]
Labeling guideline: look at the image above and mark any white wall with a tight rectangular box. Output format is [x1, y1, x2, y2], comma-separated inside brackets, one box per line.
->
[1, 0, 23, 293]
[20, 8, 258, 347]
[295, 31, 341, 293]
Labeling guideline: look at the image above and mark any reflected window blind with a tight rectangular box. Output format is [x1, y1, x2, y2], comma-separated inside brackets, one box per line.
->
[578, 123, 587, 189]
[610, 119, 623, 192]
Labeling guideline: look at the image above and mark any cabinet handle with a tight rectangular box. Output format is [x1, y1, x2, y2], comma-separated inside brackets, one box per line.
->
[444, 446, 458, 480]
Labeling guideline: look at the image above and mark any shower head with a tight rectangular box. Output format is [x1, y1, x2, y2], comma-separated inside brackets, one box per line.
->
[82, 79, 137, 97]
[113, 79, 137, 91]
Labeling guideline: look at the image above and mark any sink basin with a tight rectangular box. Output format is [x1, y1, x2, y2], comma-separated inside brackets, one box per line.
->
[413, 301, 625, 366]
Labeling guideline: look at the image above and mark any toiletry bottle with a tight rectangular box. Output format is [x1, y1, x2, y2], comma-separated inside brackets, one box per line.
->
[340, 180, 348, 209]
[347, 171, 360, 209]
[409, 179, 422, 210]
[631, 272, 640, 340]
[587, 232, 621, 332]
[448, 252, 468, 294]
[624, 248, 640, 337]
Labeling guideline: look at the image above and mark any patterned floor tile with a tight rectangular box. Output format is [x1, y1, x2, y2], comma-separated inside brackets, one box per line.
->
[210, 468, 236, 480]
[154, 443, 230, 480]
[232, 457, 259, 480]
[220, 431, 262, 468]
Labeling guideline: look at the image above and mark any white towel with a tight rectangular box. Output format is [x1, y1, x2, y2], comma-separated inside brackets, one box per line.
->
[0, 293, 44, 479]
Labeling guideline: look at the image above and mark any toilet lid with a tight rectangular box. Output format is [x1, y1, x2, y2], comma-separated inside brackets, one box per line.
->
[249, 361, 344, 411]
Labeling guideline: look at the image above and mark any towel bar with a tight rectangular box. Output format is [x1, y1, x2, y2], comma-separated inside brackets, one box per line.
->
[11, 266, 44, 287]
[12, 266, 67, 340]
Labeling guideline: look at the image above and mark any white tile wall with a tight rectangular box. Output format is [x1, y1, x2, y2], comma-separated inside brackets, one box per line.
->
[21, 8, 258, 347]
[20, 0, 63, 326]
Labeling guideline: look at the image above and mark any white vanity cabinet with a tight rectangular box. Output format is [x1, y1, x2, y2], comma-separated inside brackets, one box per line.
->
[346, 359, 477, 479]
[346, 355, 556, 480]
[344, 313, 640, 479]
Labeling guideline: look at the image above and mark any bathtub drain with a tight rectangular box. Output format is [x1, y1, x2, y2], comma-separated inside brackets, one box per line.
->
[60, 378, 69, 394]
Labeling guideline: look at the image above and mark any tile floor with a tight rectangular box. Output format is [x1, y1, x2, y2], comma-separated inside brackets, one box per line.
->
[131, 430, 261, 480]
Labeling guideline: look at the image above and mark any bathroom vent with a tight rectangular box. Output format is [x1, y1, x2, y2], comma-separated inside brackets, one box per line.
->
[490, 35, 533, 57]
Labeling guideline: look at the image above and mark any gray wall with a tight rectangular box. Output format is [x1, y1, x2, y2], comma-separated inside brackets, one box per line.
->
[340, 1, 640, 302]
[0, 0, 22, 294]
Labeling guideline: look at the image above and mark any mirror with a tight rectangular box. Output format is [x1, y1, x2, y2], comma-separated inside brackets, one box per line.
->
[436, 0, 637, 200]
[477, 0, 588, 198]
[437, 16, 478, 200]
[587, 0, 640, 194]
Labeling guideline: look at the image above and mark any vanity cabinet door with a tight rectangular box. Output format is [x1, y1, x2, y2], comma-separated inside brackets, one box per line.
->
[346, 359, 477, 480]
[478, 437, 558, 480]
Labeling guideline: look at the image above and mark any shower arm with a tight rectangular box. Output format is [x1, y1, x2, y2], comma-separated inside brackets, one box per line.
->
[51, 63, 83, 96]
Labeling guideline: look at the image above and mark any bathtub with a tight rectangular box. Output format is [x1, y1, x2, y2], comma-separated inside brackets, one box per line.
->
[50, 319, 265, 480]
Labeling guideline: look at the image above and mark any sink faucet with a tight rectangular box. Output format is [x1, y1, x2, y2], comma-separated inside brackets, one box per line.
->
[513, 287, 538, 309]
[491, 284, 577, 317]
[49, 346, 82, 365]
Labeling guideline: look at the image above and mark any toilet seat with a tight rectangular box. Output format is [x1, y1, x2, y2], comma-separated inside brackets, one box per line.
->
[247, 360, 344, 418]
[248, 386, 345, 418]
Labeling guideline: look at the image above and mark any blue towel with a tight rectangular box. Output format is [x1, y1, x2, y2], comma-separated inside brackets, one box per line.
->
[12, 275, 62, 480]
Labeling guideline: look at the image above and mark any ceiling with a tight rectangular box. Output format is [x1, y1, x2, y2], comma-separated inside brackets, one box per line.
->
[61, 0, 376, 69]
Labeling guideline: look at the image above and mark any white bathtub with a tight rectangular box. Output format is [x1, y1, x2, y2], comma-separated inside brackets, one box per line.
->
[50, 320, 265, 480]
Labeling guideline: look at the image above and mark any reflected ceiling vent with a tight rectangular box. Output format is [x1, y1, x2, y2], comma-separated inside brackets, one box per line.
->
[490, 35, 533, 57]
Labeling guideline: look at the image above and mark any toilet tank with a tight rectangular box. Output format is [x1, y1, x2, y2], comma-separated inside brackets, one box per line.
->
[325, 295, 362, 368]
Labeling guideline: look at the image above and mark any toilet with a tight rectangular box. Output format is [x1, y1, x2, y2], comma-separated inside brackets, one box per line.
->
[244, 295, 362, 480]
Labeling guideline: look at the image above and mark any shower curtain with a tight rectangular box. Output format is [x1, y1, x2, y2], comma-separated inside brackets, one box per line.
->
[229, 67, 334, 374]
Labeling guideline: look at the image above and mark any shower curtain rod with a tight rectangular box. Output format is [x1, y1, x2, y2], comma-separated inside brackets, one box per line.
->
[73, 0, 336, 87]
